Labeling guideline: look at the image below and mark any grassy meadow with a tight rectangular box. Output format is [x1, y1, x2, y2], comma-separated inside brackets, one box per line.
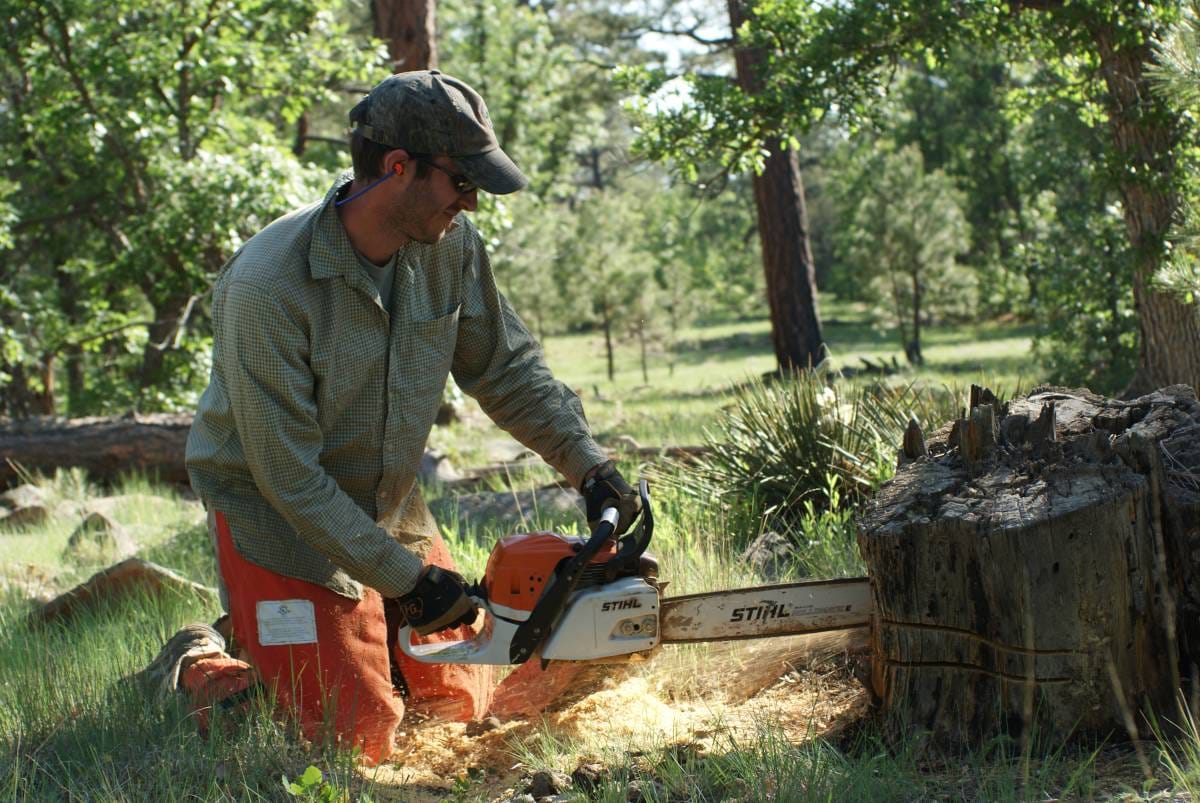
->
[1, 309, 1185, 801]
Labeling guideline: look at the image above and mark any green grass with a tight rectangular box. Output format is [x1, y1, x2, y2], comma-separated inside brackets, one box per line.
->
[0, 311, 1181, 801]
[509, 724, 1107, 802]
[527, 298, 1038, 447]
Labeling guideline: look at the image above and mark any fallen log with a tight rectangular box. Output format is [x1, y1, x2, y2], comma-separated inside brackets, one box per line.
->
[31, 557, 217, 626]
[1, 413, 707, 490]
[859, 385, 1200, 747]
[0, 414, 192, 487]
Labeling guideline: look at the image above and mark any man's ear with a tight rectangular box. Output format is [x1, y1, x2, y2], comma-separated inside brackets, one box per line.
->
[383, 149, 411, 177]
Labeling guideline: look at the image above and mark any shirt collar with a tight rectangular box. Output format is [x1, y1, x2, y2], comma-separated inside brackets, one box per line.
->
[309, 170, 366, 282]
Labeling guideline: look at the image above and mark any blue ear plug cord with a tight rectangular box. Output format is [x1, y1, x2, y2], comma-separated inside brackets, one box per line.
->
[335, 171, 395, 208]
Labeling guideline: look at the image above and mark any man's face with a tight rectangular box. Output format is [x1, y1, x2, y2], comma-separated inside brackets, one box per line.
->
[385, 155, 479, 245]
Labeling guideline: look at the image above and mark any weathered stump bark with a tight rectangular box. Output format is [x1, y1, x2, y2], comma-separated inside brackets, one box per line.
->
[859, 385, 1200, 746]
[0, 414, 193, 487]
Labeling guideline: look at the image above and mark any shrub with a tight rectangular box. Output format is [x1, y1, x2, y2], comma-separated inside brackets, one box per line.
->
[673, 368, 957, 526]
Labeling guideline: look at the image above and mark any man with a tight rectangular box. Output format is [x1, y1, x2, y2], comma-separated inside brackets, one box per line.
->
[143, 70, 639, 764]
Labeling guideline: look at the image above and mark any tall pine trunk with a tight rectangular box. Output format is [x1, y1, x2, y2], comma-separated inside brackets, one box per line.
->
[728, 0, 825, 372]
[1089, 21, 1200, 394]
[372, 0, 437, 72]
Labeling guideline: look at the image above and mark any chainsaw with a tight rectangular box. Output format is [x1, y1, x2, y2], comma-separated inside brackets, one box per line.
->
[397, 481, 870, 665]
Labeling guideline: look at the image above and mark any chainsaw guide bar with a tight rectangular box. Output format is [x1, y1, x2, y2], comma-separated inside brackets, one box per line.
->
[396, 481, 873, 666]
[659, 577, 871, 644]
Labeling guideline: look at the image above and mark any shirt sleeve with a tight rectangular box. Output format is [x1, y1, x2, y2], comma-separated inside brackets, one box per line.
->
[217, 278, 425, 597]
[450, 232, 609, 489]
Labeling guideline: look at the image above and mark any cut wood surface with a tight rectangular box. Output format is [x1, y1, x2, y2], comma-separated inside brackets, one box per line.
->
[859, 384, 1200, 746]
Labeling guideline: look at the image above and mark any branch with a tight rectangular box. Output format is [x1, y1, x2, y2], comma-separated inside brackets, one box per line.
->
[12, 197, 102, 232]
[151, 80, 179, 118]
[59, 287, 211, 355]
[159, 291, 208, 351]
[34, 2, 147, 208]
[70, 319, 157, 349]
[621, 24, 733, 48]
[1006, 0, 1065, 11]
[299, 134, 349, 148]
[562, 57, 618, 70]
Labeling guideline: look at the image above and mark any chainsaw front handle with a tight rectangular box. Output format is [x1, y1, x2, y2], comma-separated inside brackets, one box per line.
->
[505, 505, 621, 663]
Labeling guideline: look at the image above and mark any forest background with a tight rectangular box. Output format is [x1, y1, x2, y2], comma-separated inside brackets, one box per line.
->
[5, 1, 1200, 798]
[4, 0, 1200, 422]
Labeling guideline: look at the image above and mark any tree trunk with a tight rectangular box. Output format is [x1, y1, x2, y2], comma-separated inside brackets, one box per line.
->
[859, 385, 1200, 746]
[372, 0, 437, 72]
[728, 0, 825, 372]
[602, 300, 614, 382]
[138, 286, 196, 391]
[36, 353, 56, 416]
[909, 270, 923, 366]
[637, 319, 649, 385]
[0, 414, 194, 487]
[1087, 22, 1200, 394]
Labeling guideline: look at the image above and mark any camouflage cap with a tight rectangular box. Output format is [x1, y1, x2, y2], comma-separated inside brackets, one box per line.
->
[349, 70, 528, 195]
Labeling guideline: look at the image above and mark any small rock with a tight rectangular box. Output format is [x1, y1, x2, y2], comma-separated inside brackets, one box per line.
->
[626, 779, 665, 802]
[464, 715, 501, 736]
[0, 484, 47, 510]
[0, 504, 50, 529]
[63, 511, 135, 562]
[435, 399, 462, 426]
[570, 763, 607, 793]
[418, 450, 462, 484]
[740, 530, 796, 582]
[506, 795, 535, 803]
[526, 770, 569, 798]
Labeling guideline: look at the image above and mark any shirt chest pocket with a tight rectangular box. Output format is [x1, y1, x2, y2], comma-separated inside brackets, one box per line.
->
[390, 304, 461, 430]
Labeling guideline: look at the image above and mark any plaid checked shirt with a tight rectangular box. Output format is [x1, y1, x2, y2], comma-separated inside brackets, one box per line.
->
[186, 173, 607, 599]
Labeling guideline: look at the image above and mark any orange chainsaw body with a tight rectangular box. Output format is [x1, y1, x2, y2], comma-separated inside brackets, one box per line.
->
[483, 532, 619, 615]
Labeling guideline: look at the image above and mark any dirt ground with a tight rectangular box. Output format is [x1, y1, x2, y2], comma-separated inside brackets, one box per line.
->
[369, 630, 871, 801]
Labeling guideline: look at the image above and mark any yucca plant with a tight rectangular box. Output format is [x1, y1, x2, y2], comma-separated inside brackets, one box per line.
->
[668, 367, 957, 526]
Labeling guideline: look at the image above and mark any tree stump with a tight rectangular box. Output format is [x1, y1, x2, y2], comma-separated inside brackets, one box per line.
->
[858, 385, 1200, 746]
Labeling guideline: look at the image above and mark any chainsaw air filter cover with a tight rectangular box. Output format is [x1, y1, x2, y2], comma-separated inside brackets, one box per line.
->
[483, 531, 618, 620]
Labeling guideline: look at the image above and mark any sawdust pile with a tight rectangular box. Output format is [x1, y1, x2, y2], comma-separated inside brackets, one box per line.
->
[371, 629, 869, 801]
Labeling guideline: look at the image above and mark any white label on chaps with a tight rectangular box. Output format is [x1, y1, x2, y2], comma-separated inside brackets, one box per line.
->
[256, 599, 318, 645]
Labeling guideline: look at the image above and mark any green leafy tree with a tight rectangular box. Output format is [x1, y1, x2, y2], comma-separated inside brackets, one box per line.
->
[836, 145, 974, 365]
[891, 47, 1031, 313]
[1150, 1, 1200, 304]
[564, 186, 656, 382]
[624, 0, 1200, 394]
[0, 0, 373, 415]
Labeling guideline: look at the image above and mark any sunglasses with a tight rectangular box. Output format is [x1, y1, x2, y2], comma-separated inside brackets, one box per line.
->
[414, 157, 478, 195]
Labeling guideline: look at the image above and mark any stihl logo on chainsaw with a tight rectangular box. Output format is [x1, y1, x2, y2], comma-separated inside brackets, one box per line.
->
[730, 602, 792, 622]
[601, 598, 644, 612]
